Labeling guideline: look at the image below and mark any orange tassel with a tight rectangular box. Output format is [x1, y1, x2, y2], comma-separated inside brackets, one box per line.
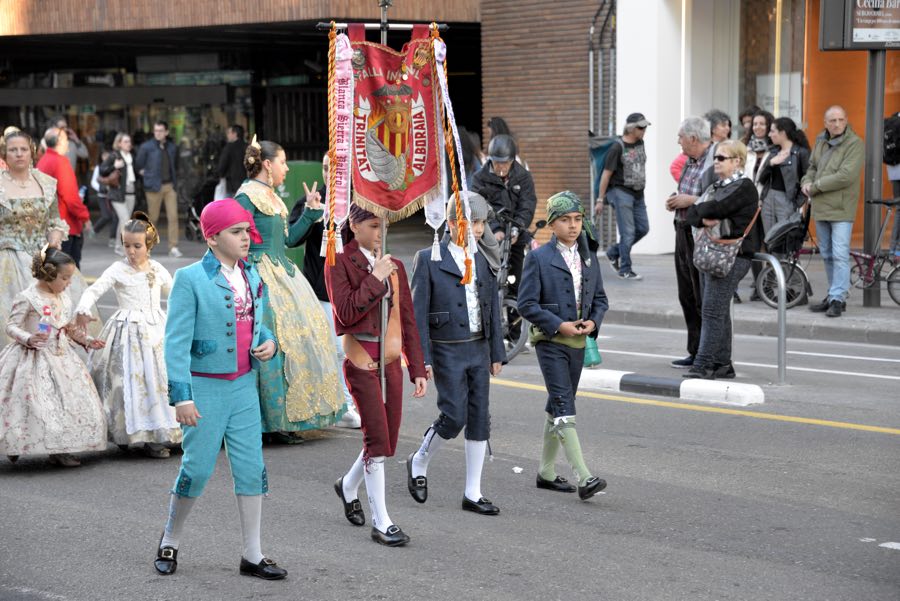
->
[460, 255, 473, 285]
[326, 227, 337, 266]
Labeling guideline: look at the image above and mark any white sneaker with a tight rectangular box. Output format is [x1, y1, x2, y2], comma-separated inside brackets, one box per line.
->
[168, 247, 183, 258]
[336, 405, 361, 429]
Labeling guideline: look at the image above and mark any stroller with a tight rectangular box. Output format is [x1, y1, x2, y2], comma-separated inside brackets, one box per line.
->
[755, 204, 815, 309]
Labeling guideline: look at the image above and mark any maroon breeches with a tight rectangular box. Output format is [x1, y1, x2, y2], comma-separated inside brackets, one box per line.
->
[343, 358, 404, 458]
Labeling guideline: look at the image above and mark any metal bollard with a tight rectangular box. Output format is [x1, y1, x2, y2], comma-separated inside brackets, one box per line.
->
[754, 253, 787, 384]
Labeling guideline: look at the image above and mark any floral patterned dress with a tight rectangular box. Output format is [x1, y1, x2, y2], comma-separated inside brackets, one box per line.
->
[0, 285, 107, 457]
[235, 179, 343, 432]
[76, 260, 181, 446]
[0, 169, 98, 346]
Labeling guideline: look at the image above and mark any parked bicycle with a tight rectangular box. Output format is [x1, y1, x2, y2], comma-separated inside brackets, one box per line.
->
[756, 197, 900, 308]
[494, 207, 546, 361]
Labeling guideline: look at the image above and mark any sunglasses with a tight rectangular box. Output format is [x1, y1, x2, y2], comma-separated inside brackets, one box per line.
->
[713, 155, 736, 162]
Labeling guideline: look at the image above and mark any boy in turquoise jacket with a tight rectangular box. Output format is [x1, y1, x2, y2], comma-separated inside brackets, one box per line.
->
[153, 199, 287, 581]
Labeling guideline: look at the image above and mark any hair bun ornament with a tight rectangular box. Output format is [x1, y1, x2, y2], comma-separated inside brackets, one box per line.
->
[250, 134, 261, 150]
[40, 242, 48, 263]
[247, 156, 255, 164]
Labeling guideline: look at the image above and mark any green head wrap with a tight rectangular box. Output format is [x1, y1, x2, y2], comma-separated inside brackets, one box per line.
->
[545, 190, 595, 241]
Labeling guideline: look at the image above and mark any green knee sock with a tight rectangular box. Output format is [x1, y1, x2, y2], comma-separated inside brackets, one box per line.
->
[556, 422, 592, 486]
[538, 416, 561, 481]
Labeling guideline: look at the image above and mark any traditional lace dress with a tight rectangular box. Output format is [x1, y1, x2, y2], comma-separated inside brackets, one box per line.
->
[235, 179, 343, 432]
[76, 260, 181, 446]
[0, 285, 107, 457]
[0, 169, 98, 346]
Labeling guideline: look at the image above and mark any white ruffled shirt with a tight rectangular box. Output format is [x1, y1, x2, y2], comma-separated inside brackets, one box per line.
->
[448, 241, 482, 333]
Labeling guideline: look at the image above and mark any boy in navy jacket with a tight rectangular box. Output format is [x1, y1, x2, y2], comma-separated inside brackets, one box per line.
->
[517, 191, 609, 501]
[408, 193, 505, 515]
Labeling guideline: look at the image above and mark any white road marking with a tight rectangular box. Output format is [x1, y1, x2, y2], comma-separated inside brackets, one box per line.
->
[788, 351, 900, 363]
[859, 537, 877, 542]
[596, 349, 900, 382]
[879, 542, 900, 550]
[4, 587, 72, 601]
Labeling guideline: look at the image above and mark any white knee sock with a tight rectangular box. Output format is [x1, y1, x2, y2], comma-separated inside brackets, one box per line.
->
[464, 439, 487, 502]
[236, 494, 264, 563]
[160, 494, 196, 549]
[411, 427, 446, 478]
[363, 457, 394, 533]
[342, 449, 365, 500]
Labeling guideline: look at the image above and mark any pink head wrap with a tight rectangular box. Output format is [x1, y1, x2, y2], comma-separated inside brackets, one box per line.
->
[200, 198, 263, 243]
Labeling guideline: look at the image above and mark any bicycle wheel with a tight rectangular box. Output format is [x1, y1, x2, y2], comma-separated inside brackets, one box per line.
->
[756, 261, 809, 309]
[501, 296, 529, 362]
[887, 266, 900, 306]
[850, 262, 881, 289]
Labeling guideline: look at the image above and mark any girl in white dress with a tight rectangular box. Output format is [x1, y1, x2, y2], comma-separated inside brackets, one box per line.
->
[75, 213, 181, 458]
[0, 248, 107, 467]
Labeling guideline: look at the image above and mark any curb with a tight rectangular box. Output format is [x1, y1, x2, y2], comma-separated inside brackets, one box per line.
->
[579, 369, 765, 407]
[603, 307, 900, 347]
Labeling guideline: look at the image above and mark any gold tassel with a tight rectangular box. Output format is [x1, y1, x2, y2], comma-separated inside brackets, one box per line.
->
[326, 226, 337, 266]
[456, 218, 468, 247]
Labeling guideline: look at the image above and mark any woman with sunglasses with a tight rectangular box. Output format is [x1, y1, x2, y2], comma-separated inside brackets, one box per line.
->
[683, 140, 761, 380]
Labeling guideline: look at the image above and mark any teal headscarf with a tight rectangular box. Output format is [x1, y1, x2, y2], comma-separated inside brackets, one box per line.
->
[546, 190, 596, 241]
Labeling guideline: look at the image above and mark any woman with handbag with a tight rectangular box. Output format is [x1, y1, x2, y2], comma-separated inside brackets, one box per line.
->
[685, 140, 761, 380]
[98, 132, 136, 256]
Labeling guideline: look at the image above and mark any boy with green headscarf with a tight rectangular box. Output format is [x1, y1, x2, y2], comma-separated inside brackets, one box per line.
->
[517, 191, 609, 500]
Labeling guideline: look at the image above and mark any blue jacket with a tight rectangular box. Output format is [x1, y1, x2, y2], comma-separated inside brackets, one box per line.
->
[517, 235, 609, 339]
[135, 138, 177, 192]
[411, 242, 505, 367]
[165, 250, 277, 405]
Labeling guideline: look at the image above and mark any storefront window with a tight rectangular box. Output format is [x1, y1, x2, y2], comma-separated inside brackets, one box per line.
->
[739, 0, 806, 125]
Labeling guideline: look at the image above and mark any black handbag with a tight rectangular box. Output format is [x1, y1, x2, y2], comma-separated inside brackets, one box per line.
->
[693, 206, 760, 278]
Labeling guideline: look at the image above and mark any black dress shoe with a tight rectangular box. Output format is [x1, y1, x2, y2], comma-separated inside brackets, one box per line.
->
[239, 557, 287, 580]
[154, 534, 178, 575]
[825, 299, 843, 317]
[683, 365, 716, 379]
[578, 476, 607, 500]
[713, 363, 736, 379]
[334, 477, 365, 526]
[462, 496, 500, 515]
[670, 355, 695, 369]
[371, 524, 410, 547]
[809, 297, 830, 312]
[406, 453, 427, 504]
[535, 474, 576, 493]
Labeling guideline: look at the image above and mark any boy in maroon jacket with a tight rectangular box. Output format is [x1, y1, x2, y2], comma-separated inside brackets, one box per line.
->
[324, 203, 427, 547]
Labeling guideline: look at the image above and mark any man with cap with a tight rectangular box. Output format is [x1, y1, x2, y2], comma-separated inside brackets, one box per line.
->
[471, 133, 537, 297]
[518, 191, 609, 501]
[597, 112, 651, 280]
[407, 192, 506, 516]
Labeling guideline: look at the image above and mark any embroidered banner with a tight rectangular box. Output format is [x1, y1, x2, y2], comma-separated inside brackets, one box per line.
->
[348, 24, 442, 222]
[328, 33, 354, 229]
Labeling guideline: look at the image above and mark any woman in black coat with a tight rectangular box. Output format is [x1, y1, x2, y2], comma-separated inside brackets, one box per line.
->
[684, 140, 761, 380]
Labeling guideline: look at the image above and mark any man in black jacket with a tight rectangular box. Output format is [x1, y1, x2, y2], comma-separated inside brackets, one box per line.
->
[217, 125, 248, 196]
[471, 134, 537, 296]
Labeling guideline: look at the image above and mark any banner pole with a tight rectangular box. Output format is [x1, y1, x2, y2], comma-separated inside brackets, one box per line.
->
[378, 0, 392, 404]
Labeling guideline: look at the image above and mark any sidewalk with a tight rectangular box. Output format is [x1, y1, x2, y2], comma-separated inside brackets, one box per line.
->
[78, 218, 900, 346]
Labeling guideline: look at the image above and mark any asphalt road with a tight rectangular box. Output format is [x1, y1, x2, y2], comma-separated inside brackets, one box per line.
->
[1, 228, 897, 601]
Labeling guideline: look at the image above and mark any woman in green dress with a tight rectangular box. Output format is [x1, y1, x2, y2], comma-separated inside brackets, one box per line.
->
[234, 139, 343, 440]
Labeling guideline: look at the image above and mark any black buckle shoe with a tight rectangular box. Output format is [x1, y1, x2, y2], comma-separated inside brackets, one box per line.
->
[462, 496, 500, 515]
[535, 474, 577, 493]
[334, 477, 365, 526]
[154, 533, 178, 575]
[371, 525, 410, 547]
[406, 453, 427, 504]
[578, 476, 607, 500]
[239, 557, 287, 580]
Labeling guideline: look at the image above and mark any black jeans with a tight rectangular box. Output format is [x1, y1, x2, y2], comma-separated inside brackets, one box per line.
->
[695, 256, 752, 369]
[674, 221, 702, 357]
[507, 236, 527, 297]
[61, 235, 83, 269]
[93, 195, 119, 239]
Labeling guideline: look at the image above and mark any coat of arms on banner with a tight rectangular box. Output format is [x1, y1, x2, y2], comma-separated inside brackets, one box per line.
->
[349, 24, 441, 221]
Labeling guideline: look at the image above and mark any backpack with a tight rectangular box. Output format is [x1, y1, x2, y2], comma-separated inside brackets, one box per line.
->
[885, 113, 900, 166]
